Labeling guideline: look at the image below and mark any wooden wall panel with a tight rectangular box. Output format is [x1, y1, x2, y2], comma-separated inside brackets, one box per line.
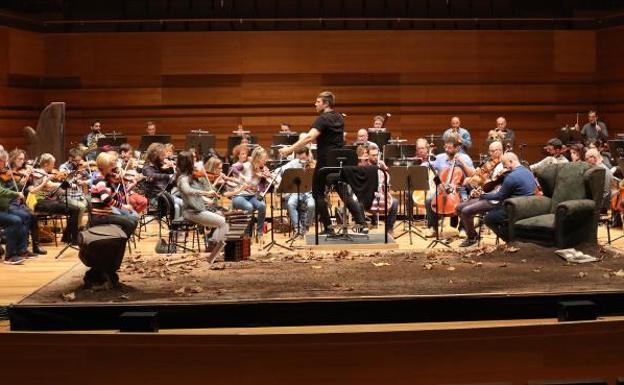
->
[2, 27, 620, 162]
[598, 26, 624, 132]
[8, 29, 44, 77]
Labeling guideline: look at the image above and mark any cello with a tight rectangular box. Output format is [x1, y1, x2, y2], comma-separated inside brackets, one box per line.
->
[431, 156, 465, 215]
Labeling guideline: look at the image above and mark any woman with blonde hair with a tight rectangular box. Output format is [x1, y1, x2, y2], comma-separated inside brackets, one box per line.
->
[231, 146, 269, 243]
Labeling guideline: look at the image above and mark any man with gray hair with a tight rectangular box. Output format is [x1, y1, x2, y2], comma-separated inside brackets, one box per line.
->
[585, 148, 612, 210]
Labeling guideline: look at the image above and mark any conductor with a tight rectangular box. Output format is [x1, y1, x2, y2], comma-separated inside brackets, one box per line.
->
[279, 91, 344, 235]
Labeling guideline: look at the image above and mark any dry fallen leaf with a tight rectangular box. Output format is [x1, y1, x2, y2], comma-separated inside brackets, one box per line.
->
[505, 246, 519, 253]
[372, 262, 391, 267]
[614, 269, 624, 277]
[423, 263, 434, 270]
[520, 259, 527, 263]
[61, 292, 76, 302]
[119, 293, 130, 300]
[311, 265, 322, 269]
[190, 286, 204, 293]
[174, 287, 186, 295]
[475, 262, 483, 268]
[532, 269, 541, 273]
[447, 266, 456, 271]
[499, 263, 508, 268]
[578, 272, 588, 278]
[603, 273, 611, 279]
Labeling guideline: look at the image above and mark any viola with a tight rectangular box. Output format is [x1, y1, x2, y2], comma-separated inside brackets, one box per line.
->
[611, 179, 624, 212]
[431, 157, 465, 215]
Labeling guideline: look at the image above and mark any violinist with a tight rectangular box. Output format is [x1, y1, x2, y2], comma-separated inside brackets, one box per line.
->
[118, 143, 135, 169]
[0, 149, 30, 264]
[5, 149, 47, 255]
[585, 148, 612, 211]
[204, 157, 244, 200]
[89, 152, 139, 237]
[28, 153, 81, 245]
[455, 141, 505, 247]
[142, 142, 183, 220]
[231, 146, 268, 244]
[371, 115, 386, 131]
[424, 137, 475, 238]
[58, 147, 89, 222]
[176, 151, 228, 260]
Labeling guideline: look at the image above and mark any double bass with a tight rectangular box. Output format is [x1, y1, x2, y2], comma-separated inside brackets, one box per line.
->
[431, 157, 464, 215]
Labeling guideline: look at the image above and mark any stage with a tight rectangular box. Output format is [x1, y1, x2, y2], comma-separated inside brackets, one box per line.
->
[7, 221, 624, 330]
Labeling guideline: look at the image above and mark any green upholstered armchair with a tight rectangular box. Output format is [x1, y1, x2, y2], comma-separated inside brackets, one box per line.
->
[504, 162, 606, 248]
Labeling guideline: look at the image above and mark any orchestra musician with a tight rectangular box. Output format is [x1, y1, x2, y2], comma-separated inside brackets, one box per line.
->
[146, 121, 157, 136]
[585, 148, 612, 210]
[416, 138, 433, 166]
[6, 149, 47, 255]
[367, 146, 398, 238]
[455, 141, 505, 247]
[280, 91, 369, 236]
[0, 149, 32, 264]
[80, 120, 105, 161]
[371, 115, 385, 131]
[89, 151, 139, 236]
[353, 128, 379, 150]
[487, 117, 516, 146]
[530, 138, 568, 172]
[58, 147, 90, 222]
[442, 116, 472, 152]
[279, 122, 295, 134]
[481, 152, 537, 242]
[231, 146, 269, 243]
[424, 137, 475, 238]
[272, 147, 316, 236]
[142, 142, 183, 220]
[581, 110, 608, 143]
[176, 151, 228, 261]
[28, 153, 81, 245]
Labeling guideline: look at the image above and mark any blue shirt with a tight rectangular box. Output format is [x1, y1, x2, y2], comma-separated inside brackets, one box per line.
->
[481, 166, 536, 202]
[432, 153, 474, 175]
[443, 127, 472, 150]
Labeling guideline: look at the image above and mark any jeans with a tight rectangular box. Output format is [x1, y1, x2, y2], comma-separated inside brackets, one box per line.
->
[232, 195, 266, 236]
[484, 206, 509, 241]
[455, 198, 497, 239]
[0, 211, 28, 257]
[9, 201, 40, 246]
[183, 209, 229, 242]
[286, 192, 315, 233]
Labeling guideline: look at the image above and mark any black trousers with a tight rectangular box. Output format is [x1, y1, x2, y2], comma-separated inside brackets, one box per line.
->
[35, 199, 81, 243]
[313, 167, 367, 228]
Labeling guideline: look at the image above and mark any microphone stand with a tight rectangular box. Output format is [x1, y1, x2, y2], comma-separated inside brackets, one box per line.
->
[55, 174, 80, 259]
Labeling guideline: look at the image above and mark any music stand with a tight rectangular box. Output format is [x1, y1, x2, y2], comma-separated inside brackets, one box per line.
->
[559, 126, 583, 145]
[139, 135, 171, 152]
[389, 166, 429, 244]
[384, 144, 416, 161]
[98, 135, 127, 148]
[368, 131, 391, 148]
[227, 135, 256, 157]
[272, 134, 299, 146]
[608, 140, 624, 163]
[277, 168, 314, 246]
[186, 132, 215, 158]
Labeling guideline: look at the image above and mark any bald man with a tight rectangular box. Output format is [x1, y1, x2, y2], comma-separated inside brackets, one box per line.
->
[455, 141, 505, 247]
[493, 117, 515, 145]
[353, 128, 378, 150]
[481, 152, 537, 242]
[442, 116, 472, 153]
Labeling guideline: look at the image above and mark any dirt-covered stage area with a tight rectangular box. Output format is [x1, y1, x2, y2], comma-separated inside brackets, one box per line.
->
[18, 242, 624, 306]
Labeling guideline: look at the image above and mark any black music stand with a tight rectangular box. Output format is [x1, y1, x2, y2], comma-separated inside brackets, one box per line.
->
[272, 134, 299, 146]
[559, 126, 583, 145]
[139, 135, 171, 152]
[277, 168, 313, 246]
[186, 131, 215, 158]
[390, 166, 429, 245]
[227, 135, 256, 157]
[262, 166, 292, 252]
[368, 131, 391, 148]
[427, 163, 453, 250]
[55, 176, 80, 259]
[384, 144, 416, 161]
[608, 140, 624, 162]
[98, 135, 127, 149]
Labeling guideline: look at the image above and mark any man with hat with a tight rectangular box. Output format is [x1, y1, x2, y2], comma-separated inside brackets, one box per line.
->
[530, 138, 569, 172]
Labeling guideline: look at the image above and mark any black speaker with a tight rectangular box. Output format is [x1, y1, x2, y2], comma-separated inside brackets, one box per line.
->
[119, 311, 159, 332]
[557, 300, 598, 322]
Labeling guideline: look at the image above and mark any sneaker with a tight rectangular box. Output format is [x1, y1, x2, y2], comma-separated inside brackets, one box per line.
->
[458, 229, 467, 239]
[320, 228, 336, 236]
[354, 225, 369, 235]
[33, 245, 47, 255]
[4, 256, 25, 265]
[424, 228, 437, 238]
[21, 251, 39, 259]
[459, 238, 479, 248]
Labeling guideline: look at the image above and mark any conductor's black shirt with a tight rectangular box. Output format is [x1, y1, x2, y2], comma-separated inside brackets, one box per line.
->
[312, 111, 344, 167]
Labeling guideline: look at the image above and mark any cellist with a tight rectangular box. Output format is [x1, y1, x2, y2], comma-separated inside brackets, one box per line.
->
[424, 137, 475, 238]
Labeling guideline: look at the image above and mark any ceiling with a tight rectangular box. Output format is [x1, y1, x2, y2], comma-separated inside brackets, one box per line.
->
[2, 0, 624, 32]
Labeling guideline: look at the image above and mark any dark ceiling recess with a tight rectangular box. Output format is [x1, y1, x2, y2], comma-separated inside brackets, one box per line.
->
[1, 0, 624, 32]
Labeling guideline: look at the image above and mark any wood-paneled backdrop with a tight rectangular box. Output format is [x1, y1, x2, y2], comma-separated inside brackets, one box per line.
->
[0, 26, 622, 162]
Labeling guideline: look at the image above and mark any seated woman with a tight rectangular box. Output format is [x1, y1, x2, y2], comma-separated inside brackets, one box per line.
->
[0, 150, 30, 264]
[89, 152, 139, 237]
[29, 153, 81, 245]
[176, 151, 229, 261]
[230, 146, 268, 244]
[5, 149, 46, 255]
[141, 142, 182, 219]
